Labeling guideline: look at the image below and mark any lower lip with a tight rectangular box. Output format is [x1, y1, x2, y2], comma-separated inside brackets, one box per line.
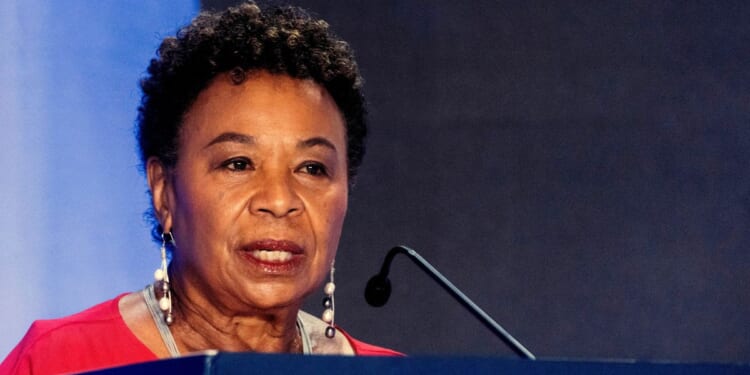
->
[239, 251, 305, 274]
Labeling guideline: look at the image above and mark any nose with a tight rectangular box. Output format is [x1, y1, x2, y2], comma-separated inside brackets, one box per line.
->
[249, 169, 303, 218]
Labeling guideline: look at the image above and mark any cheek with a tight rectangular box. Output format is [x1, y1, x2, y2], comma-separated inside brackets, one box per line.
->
[173, 176, 235, 247]
[195, 193, 247, 250]
[321, 193, 348, 245]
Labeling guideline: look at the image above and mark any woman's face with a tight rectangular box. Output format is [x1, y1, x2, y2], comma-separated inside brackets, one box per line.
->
[149, 72, 348, 313]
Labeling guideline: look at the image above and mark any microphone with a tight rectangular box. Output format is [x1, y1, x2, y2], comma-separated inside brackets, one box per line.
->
[364, 245, 536, 360]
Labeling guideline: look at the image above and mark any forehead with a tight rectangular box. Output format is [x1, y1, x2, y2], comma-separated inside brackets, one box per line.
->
[179, 71, 346, 147]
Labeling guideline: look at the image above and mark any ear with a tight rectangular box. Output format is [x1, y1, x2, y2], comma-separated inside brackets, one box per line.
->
[147, 157, 174, 232]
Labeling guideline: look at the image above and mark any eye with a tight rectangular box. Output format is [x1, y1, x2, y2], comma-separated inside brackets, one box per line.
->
[300, 162, 329, 177]
[222, 157, 253, 171]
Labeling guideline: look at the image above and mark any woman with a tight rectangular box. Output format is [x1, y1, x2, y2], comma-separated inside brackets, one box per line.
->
[1, 2, 400, 374]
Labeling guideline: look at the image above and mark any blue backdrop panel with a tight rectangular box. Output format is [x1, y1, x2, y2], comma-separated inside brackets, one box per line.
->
[0, 0, 197, 358]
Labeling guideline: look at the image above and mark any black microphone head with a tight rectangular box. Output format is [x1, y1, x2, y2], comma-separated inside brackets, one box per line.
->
[364, 274, 392, 307]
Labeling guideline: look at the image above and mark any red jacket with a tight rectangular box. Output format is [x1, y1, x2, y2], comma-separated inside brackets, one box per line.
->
[0, 295, 401, 375]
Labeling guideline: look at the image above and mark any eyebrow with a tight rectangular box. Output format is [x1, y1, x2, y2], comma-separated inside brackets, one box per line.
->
[204, 132, 337, 152]
[204, 132, 255, 149]
[298, 137, 337, 152]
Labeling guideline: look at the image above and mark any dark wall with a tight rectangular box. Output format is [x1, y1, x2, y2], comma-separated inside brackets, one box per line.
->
[203, 0, 750, 361]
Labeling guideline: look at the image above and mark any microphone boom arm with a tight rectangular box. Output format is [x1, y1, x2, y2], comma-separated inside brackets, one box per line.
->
[379, 245, 536, 360]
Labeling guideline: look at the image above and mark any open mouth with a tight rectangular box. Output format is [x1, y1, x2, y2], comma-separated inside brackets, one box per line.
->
[240, 239, 305, 273]
[248, 249, 294, 263]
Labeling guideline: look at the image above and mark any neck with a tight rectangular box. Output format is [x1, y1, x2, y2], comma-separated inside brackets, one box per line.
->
[164, 270, 303, 354]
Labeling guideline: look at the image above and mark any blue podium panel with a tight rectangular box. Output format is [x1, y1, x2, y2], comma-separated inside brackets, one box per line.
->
[83, 352, 750, 375]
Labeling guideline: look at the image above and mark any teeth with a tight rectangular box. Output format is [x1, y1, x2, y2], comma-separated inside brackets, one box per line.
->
[250, 250, 293, 263]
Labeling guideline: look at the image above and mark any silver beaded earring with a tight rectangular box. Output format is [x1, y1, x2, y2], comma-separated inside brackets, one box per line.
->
[154, 231, 174, 325]
[321, 261, 336, 338]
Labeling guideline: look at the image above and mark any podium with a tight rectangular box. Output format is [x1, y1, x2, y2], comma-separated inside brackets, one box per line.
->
[83, 352, 750, 375]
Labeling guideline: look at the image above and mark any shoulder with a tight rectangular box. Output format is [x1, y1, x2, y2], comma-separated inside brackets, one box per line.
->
[297, 310, 403, 356]
[337, 328, 404, 357]
[7, 296, 123, 354]
[0, 294, 156, 375]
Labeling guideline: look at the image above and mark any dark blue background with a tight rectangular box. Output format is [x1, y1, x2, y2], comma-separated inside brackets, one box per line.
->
[204, 0, 750, 361]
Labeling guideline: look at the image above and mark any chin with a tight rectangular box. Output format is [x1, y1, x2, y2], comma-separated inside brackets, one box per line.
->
[238, 282, 310, 311]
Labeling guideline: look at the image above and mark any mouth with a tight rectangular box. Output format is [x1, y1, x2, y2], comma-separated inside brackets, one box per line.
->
[240, 239, 305, 273]
[249, 250, 295, 263]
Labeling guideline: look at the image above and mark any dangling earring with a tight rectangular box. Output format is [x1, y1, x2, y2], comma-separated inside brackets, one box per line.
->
[321, 260, 336, 338]
[153, 231, 174, 325]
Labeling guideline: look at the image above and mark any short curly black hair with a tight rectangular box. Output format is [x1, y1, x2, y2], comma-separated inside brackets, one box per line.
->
[136, 1, 366, 178]
[136, 2, 366, 241]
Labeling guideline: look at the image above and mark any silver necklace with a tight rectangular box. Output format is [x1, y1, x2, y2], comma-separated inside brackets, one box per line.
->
[142, 284, 311, 356]
[143, 284, 181, 357]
